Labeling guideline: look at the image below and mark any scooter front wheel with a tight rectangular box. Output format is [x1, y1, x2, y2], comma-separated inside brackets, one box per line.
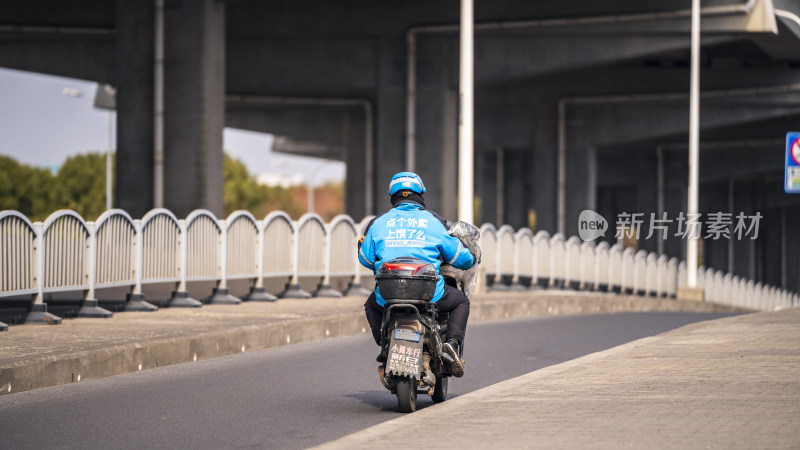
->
[395, 377, 417, 412]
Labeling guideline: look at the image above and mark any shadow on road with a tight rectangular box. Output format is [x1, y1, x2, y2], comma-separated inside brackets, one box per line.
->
[342, 388, 455, 413]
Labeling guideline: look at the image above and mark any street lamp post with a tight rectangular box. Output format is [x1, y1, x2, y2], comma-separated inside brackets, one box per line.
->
[105, 110, 113, 211]
[458, 0, 474, 224]
[93, 84, 116, 211]
[63, 85, 115, 211]
[687, 0, 701, 289]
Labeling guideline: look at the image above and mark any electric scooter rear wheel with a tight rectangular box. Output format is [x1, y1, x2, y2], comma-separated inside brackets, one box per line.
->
[396, 377, 418, 412]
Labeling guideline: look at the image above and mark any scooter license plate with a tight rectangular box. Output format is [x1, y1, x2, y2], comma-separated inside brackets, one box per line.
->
[394, 329, 421, 342]
[386, 333, 424, 377]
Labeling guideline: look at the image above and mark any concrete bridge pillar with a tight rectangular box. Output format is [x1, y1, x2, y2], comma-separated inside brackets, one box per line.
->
[371, 38, 407, 214]
[564, 139, 594, 237]
[785, 206, 800, 293]
[163, 0, 225, 217]
[531, 105, 558, 234]
[115, 0, 155, 218]
[342, 109, 368, 221]
[478, 147, 531, 228]
[664, 182, 688, 261]
[371, 37, 460, 221]
[731, 180, 752, 279]
[635, 150, 658, 254]
[415, 86, 458, 220]
[701, 182, 730, 271]
[115, 0, 225, 218]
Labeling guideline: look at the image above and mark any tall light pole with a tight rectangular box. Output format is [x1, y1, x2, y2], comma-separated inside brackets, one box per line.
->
[94, 84, 117, 211]
[105, 110, 113, 210]
[458, 0, 474, 224]
[63, 85, 115, 211]
[686, 0, 701, 288]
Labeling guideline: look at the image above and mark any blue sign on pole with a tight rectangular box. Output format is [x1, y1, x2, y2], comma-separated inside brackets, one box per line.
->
[787, 132, 800, 194]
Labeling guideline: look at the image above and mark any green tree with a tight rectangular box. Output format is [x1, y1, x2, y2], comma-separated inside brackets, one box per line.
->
[256, 184, 305, 219]
[55, 152, 111, 221]
[224, 153, 262, 214]
[0, 155, 60, 221]
[1, 151, 340, 222]
[224, 153, 310, 219]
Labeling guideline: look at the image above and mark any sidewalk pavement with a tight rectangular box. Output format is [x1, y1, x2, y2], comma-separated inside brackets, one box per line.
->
[317, 307, 800, 450]
[1, 290, 743, 396]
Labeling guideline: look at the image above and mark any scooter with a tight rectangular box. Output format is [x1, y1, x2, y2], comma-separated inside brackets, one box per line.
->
[375, 257, 464, 412]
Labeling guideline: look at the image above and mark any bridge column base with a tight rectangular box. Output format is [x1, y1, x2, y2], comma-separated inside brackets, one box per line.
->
[125, 293, 158, 312]
[242, 287, 277, 302]
[279, 283, 311, 299]
[78, 300, 113, 318]
[345, 282, 372, 297]
[24, 304, 62, 325]
[206, 288, 242, 305]
[168, 291, 203, 308]
[313, 284, 342, 298]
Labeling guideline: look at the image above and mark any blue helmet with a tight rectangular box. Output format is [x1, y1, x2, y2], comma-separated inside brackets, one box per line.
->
[388, 172, 426, 196]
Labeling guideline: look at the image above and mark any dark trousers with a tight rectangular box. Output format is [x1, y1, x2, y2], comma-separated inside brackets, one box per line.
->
[363, 284, 470, 346]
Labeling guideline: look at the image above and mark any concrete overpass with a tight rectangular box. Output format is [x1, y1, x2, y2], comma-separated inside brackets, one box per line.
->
[1, 0, 799, 293]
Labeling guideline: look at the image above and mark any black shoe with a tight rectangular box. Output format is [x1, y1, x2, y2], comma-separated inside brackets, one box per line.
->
[442, 339, 464, 377]
[376, 352, 387, 363]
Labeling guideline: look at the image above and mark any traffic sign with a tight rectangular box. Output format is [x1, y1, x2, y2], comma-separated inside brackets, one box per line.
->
[786, 132, 800, 194]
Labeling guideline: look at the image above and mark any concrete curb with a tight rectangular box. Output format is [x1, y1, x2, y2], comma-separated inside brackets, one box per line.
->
[0, 312, 369, 396]
[0, 293, 746, 396]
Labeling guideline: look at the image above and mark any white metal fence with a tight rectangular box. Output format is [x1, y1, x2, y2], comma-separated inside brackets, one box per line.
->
[1, 208, 797, 327]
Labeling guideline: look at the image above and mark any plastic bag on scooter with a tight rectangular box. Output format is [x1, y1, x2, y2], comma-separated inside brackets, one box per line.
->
[439, 221, 481, 299]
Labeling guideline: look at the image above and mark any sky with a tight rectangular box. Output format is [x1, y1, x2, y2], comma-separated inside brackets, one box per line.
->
[0, 67, 345, 185]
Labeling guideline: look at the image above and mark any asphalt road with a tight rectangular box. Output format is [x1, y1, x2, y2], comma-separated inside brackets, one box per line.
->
[0, 312, 732, 449]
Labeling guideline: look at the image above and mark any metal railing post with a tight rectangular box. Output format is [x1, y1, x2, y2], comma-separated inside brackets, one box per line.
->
[256, 221, 264, 290]
[78, 221, 112, 318]
[33, 222, 44, 307]
[25, 222, 61, 324]
[168, 218, 202, 307]
[126, 218, 157, 311]
[133, 219, 143, 295]
[86, 221, 96, 301]
[220, 219, 227, 290]
[279, 219, 311, 298]
[242, 219, 276, 301]
[179, 219, 187, 292]
[314, 223, 342, 298]
[208, 219, 240, 304]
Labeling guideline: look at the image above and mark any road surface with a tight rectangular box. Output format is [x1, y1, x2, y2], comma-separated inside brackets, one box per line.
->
[0, 312, 731, 449]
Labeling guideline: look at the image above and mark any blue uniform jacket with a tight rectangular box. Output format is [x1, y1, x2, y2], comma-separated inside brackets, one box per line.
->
[358, 201, 475, 306]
